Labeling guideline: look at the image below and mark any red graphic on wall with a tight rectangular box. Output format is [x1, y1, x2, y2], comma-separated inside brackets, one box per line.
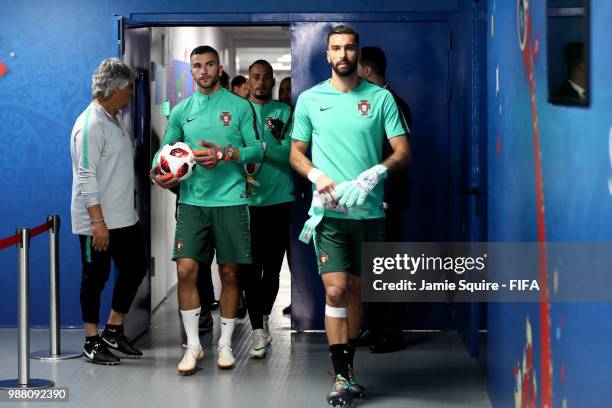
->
[514, 318, 538, 408]
[516, 0, 553, 406]
[220, 112, 232, 126]
[0, 60, 8, 78]
[357, 100, 371, 116]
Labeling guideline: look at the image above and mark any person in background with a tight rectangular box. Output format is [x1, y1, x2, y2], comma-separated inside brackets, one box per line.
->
[278, 76, 292, 106]
[229, 73, 253, 319]
[231, 75, 250, 99]
[70, 58, 146, 365]
[220, 71, 230, 90]
[278, 75, 294, 316]
[552, 41, 587, 103]
[357, 45, 413, 353]
[242, 60, 293, 359]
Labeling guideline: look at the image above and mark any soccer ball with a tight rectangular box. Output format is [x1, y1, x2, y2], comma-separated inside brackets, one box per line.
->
[157, 142, 195, 181]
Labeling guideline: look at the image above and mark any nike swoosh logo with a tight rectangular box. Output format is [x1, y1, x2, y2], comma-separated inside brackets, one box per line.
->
[320, 107, 333, 111]
[186, 117, 197, 122]
[84, 349, 94, 359]
[103, 338, 118, 349]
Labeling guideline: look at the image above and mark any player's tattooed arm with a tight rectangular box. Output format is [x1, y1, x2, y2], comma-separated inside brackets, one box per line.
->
[382, 135, 412, 174]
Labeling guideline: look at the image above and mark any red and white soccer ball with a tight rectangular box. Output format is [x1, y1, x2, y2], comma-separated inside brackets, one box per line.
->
[157, 142, 195, 181]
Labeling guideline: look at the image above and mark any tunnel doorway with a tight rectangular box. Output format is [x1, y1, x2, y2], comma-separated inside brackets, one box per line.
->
[119, 16, 485, 355]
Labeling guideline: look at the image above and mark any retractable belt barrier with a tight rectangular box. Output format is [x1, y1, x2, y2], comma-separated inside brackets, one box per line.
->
[0, 215, 80, 391]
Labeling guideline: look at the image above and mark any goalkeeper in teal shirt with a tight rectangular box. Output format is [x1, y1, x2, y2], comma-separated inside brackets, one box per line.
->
[151, 46, 263, 374]
[290, 25, 411, 406]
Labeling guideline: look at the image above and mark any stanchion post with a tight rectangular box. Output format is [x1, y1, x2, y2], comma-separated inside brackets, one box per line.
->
[0, 228, 54, 389]
[49, 215, 60, 355]
[17, 228, 30, 385]
[31, 215, 80, 361]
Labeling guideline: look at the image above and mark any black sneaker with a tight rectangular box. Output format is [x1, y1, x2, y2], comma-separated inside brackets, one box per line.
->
[282, 304, 292, 315]
[199, 311, 213, 331]
[369, 333, 406, 354]
[83, 336, 120, 365]
[102, 327, 143, 359]
[356, 329, 378, 347]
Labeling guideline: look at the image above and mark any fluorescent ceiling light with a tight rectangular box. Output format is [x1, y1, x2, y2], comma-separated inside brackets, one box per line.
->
[277, 54, 291, 63]
[271, 62, 291, 70]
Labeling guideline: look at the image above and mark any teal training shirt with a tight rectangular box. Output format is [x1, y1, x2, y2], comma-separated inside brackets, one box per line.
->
[291, 79, 407, 220]
[247, 100, 294, 206]
[153, 88, 263, 207]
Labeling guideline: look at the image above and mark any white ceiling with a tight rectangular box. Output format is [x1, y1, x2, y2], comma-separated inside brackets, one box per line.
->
[235, 47, 291, 76]
[227, 26, 291, 77]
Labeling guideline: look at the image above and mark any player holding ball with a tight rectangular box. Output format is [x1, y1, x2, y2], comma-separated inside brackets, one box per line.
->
[151, 45, 263, 375]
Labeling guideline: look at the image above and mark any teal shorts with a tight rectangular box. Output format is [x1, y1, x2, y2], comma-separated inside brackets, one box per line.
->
[313, 216, 385, 276]
[173, 203, 251, 265]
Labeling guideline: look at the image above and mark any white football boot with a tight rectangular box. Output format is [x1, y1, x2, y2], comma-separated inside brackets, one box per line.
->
[217, 344, 236, 369]
[177, 344, 203, 375]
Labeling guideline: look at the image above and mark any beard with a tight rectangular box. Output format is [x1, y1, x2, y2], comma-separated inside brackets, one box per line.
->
[332, 59, 357, 77]
[197, 75, 219, 90]
[252, 89, 272, 100]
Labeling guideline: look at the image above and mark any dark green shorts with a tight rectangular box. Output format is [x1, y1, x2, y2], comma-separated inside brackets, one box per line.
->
[173, 203, 251, 265]
[313, 216, 385, 276]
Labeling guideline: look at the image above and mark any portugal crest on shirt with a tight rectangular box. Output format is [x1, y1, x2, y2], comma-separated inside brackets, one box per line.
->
[357, 99, 371, 116]
[265, 116, 274, 130]
[220, 111, 232, 126]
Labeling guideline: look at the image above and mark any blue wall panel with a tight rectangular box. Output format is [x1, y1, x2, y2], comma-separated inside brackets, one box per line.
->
[487, 0, 612, 406]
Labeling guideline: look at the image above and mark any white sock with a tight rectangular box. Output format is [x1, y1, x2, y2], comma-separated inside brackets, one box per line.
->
[180, 307, 201, 346]
[219, 317, 236, 347]
[263, 315, 270, 332]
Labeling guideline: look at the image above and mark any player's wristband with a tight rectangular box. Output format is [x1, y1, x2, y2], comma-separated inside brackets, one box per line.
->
[90, 218, 105, 225]
[216, 145, 238, 162]
[307, 168, 324, 184]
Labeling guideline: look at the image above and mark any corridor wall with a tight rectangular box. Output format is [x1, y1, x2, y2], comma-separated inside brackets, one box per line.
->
[486, 0, 612, 406]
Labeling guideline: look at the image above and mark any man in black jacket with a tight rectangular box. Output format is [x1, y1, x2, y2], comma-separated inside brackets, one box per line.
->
[358, 46, 412, 353]
[552, 42, 587, 103]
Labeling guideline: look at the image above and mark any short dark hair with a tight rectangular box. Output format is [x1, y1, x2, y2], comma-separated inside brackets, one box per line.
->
[359, 46, 387, 77]
[190, 45, 219, 61]
[327, 24, 359, 46]
[279, 76, 291, 87]
[564, 42, 584, 74]
[230, 75, 247, 89]
[220, 71, 229, 89]
[248, 59, 274, 75]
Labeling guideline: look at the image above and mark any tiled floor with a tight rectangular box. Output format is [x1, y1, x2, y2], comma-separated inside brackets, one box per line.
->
[0, 266, 490, 408]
